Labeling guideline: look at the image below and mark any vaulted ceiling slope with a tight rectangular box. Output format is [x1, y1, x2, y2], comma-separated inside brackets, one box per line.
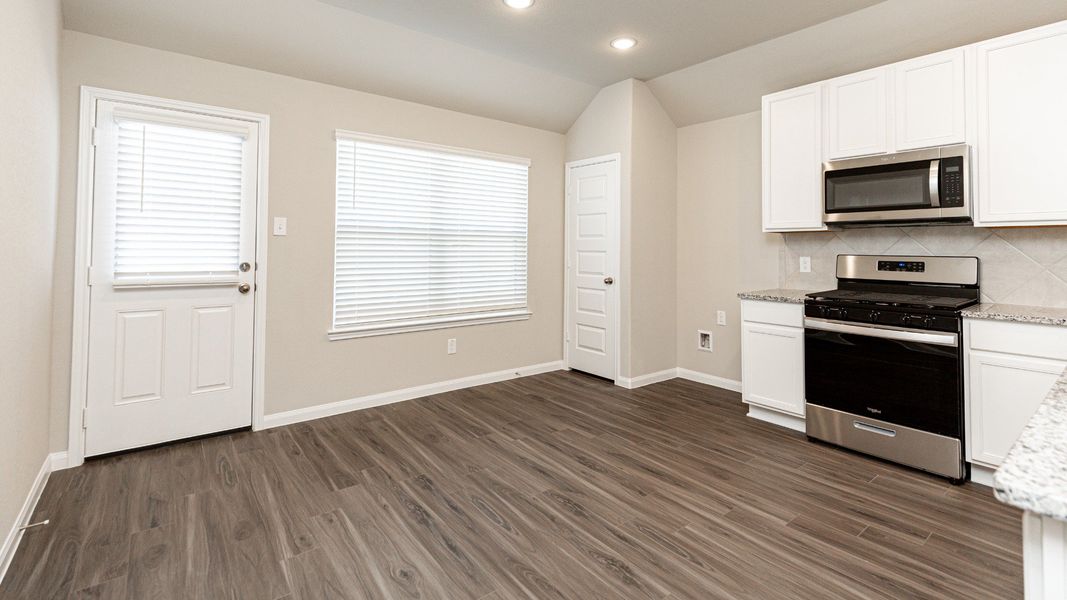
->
[650, 0, 1067, 127]
[62, 0, 1067, 133]
[60, 0, 601, 133]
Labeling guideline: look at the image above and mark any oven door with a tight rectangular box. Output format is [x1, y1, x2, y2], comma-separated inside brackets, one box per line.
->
[804, 318, 962, 438]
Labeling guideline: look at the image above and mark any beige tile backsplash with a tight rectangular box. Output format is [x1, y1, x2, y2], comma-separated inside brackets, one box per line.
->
[779, 226, 1067, 308]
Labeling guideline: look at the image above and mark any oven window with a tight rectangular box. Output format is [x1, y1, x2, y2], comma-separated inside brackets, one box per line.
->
[825, 160, 932, 213]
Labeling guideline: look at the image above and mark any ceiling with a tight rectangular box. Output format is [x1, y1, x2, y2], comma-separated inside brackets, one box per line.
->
[318, 0, 882, 86]
[61, 0, 1067, 133]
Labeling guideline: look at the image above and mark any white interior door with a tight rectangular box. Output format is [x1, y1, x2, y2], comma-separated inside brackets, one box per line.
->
[84, 99, 259, 456]
[565, 157, 618, 380]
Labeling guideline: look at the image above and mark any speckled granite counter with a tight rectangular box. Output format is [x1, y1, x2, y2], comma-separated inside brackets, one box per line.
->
[737, 289, 814, 305]
[993, 367, 1067, 521]
[962, 303, 1067, 328]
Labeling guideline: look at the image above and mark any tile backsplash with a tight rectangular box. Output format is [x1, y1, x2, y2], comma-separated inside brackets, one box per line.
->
[779, 226, 1067, 308]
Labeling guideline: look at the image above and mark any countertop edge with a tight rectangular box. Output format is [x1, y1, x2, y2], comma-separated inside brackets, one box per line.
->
[993, 368, 1067, 521]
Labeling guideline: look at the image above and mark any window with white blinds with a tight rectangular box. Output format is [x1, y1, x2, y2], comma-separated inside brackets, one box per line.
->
[113, 118, 246, 286]
[331, 132, 530, 337]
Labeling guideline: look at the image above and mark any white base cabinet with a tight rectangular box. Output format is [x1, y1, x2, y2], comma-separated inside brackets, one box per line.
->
[965, 318, 1067, 469]
[741, 301, 805, 417]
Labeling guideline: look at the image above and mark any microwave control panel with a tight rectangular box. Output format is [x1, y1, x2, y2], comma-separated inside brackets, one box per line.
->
[940, 157, 965, 207]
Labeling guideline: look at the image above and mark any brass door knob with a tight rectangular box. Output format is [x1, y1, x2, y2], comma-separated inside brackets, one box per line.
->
[238, 283, 251, 294]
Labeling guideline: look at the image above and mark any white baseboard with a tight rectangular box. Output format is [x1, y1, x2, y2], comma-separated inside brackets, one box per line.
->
[615, 368, 678, 390]
[675, 368, 742, 393]
[48, 451, 69, 472]
[747, 405, 806, 433]
[0, 454, 52, 585]
[970, 463, 995, 487]
[261, 360, 564, 429]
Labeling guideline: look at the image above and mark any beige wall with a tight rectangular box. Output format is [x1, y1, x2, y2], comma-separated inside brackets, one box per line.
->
[565, 80, 635, 377]
[52, 32, 566, 449]
[630, 82, 678, 376]
[564, 80, 678, 379]
[1, 0, 61, 543]
[676, 112, 780, 381]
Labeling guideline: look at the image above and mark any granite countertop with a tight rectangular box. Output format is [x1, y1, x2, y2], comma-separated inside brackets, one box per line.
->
[736, 289, 814, 304]
[993, 367, 1067, 521]
[962, 303, 1067, 328]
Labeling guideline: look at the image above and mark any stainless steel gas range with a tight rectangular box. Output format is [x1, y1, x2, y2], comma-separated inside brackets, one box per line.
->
[803, 255, 980, 483]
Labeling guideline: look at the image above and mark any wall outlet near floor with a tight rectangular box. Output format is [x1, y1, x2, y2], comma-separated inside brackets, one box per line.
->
[447, 338, 457, 354]
[716, 310, 727, 326]
[697, 330, 713, 352]
[799, 256, 812, 273]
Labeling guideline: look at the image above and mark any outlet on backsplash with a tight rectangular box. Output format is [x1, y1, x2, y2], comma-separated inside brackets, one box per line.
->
[799, 256, 811, 273]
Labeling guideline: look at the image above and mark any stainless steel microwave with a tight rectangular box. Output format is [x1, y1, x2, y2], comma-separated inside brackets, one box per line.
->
[823, 144, 970, 226]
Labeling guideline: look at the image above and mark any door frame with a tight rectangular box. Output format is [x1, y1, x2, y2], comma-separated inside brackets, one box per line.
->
[563, 154, 622, 383]
[66, 86, 271, 468]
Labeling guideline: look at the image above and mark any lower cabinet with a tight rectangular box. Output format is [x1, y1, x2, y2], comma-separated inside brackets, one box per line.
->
[965, 319, 1067, 468]
[741, 301, 805, 417]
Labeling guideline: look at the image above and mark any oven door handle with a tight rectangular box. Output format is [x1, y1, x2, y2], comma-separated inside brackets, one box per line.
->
[804, 317, 958, 347]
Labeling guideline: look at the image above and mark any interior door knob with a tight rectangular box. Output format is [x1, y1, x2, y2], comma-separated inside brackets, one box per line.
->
[604, 277, 614, 285]
[238, 283, 251, 294]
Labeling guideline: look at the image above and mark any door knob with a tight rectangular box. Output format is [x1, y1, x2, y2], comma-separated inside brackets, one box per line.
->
[238, 283, 251, 294]
[604, 277, 614, 285]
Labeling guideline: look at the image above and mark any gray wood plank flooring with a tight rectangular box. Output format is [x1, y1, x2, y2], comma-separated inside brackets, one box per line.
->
[0, 371, 1022, 599]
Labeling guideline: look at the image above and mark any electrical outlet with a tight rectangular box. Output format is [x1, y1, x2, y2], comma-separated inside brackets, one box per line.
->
[447, 338, 457, 355]
[273, 217, 288, 236]
[799, 256, 811, 273]
[716, 310, 727, 326]
[697, 330, 713, 352]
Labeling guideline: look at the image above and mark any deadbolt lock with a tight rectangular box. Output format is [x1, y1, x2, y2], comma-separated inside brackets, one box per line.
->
[239, 262, 252, 272]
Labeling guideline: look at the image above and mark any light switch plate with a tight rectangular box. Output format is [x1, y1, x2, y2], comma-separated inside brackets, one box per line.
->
[273, 217, 288, 236]
[799, 256, 811, 273]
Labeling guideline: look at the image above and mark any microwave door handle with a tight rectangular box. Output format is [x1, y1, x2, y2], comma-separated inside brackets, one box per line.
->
[929, 159, 940, 208]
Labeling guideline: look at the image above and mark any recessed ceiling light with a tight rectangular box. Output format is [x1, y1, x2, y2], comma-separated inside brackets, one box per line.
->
[503, 0, 534, 9]
[610, 37, 638, 51]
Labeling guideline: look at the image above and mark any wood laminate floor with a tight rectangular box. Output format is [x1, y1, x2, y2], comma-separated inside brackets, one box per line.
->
[1, 371, 1022, 599]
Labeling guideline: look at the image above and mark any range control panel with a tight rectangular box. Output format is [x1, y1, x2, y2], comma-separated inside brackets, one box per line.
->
[940, 156, 965, 208]
[878, 260, 926, 273]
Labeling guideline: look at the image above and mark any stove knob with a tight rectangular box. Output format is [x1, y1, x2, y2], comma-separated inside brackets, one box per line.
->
[922, 316, 935, 329]
[869, 311, 881, 323]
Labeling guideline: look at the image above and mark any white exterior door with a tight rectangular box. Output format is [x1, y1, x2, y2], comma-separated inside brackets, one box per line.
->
[84, 99, 260, 456]
[565, 157, 618, 380]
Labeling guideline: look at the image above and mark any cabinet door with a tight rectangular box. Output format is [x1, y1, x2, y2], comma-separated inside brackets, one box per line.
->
[826, 68, 889, 159]
[975, 22, 1067, 226]
[968, 350, 1064, 467]
[742, 321, 805, 416]
[762, 84, 825, 232]
[893, 49, 965, 151]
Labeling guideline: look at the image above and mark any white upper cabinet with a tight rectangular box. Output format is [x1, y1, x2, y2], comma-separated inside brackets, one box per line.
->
[893, 49, 966, 151]
[974, 21, 1067, 226]
[762, 84, 826, 232]
[826, 68, 889, 159]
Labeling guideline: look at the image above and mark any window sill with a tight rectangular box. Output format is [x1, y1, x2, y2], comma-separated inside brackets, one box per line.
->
[328, 310, 532, 341]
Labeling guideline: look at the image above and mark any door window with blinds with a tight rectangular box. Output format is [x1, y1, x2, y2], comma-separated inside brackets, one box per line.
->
[331, 132, 530, 338]
[100, 106, 256, 287]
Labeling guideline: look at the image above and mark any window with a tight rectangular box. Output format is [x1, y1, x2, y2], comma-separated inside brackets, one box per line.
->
[112, 114, 249, 286]
[331, 131, 530, 338]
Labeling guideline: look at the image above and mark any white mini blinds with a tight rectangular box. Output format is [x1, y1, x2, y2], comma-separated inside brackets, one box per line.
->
[113, 117, 247, 285]
[331, 132, 530, 337]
